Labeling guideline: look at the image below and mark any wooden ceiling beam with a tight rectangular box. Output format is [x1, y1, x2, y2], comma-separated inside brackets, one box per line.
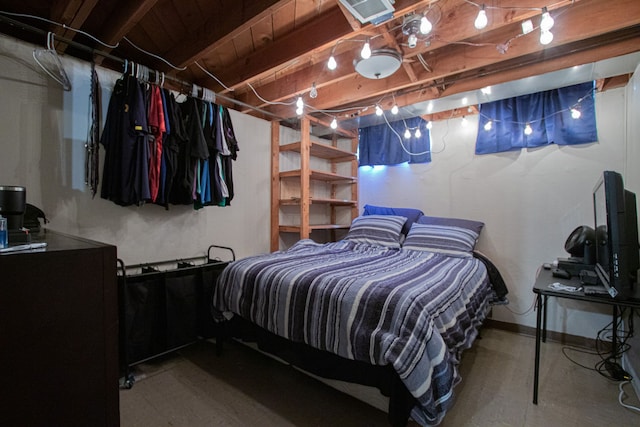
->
[163, 0, 290, 68]
[96, 0, 160, 48]
[50, 0, 99, 53]
[261, 0, 640, 119]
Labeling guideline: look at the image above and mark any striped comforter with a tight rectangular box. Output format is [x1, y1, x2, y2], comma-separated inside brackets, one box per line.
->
[213, 239, 495, 426]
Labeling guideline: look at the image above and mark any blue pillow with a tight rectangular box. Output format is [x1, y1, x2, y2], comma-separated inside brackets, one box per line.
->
[403, 223, 479, 257]
[345, 215, 407, 248]
[363, 204, 424, 235]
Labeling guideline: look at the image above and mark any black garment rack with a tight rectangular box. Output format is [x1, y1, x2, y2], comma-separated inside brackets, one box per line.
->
[117, 244, 234, 389]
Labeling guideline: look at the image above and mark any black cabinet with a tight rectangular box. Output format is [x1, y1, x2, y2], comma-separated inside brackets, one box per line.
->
[0, 230, 119, 427]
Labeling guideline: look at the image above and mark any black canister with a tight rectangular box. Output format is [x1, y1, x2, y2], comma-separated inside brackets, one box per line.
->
[0, 186, 27, 230]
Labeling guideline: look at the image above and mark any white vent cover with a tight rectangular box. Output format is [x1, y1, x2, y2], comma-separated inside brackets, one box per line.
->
[339, 0, 395, 24]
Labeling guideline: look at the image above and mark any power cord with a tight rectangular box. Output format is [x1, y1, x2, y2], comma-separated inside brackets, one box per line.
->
[618, 381, 640, 413]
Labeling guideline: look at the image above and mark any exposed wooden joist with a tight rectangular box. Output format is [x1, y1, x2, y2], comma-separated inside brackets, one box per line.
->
[50, 0, 99, 53]
[261, 0, 640, 119]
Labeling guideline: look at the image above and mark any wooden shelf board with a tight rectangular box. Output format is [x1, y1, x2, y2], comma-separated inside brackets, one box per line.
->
[280, 197, 356, 206]
[280, 141, 356, 162]
[279, 224, 350, 233]
[280, 169, 356, 182]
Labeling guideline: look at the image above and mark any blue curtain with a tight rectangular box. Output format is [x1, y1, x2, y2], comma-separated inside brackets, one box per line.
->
[358, 117, 431, 166]
[475, 81, 597, 154]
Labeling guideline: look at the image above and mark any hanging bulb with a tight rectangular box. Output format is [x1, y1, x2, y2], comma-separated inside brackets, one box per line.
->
[404, 128, 411, 139]
[540, 29, 553, 45]
[420, 16, 433, 34]
[461, 116, 468, 127]
[327, 55, 337, 70]
[330, 117, 338, 129]
[310, 83, 318, 99]
[361, 39, 371, 59]
[415, 128, 422, 138]
[484, 120, 493, 131]
[375, 105, 383, 116]
[524, 123, 533, 135]
[407, 33, 418, 48]
[296, 96, 304, 108]
[296, 106, 303, 116]
[391, 104, 399, 115]
[474, 5, 488, 30]
[426, 121, 433, 130]
[571, 108, 581, 119]
[540, 8, 554, 32]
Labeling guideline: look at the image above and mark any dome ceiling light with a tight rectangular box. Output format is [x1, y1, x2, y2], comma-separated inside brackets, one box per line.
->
[354, 48, 403, 79]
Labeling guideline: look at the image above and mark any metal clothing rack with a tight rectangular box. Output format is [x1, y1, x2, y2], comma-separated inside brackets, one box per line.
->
[117, 244, 235, 389]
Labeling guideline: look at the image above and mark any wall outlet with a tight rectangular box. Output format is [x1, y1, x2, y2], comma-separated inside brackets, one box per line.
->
[622, 352, 640, 400]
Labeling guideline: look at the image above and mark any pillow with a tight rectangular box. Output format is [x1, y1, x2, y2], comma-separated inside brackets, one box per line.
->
[402, 223, 479, 257]
[344, 215, 407, 248]
[363, 204, 424, 235]
[416, 215, 484, 236]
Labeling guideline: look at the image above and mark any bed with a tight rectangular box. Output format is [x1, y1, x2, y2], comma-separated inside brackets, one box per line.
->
[212, 208, 508, 426]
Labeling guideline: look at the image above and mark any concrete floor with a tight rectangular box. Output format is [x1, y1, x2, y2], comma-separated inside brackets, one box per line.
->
[120, 328, 640, 426]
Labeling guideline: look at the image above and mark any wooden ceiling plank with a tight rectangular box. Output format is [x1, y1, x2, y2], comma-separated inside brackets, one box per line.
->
[98, 0, 161, 47]
[163, 0, 292, 68]
[260, 0, 640, 117]
[50, 0, 99, 52]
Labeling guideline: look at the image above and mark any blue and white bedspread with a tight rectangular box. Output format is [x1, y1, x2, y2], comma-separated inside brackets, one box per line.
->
[213, 239, 496, 426]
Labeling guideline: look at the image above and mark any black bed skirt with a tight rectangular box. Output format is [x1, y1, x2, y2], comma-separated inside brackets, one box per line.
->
[216, 316, 417, 427]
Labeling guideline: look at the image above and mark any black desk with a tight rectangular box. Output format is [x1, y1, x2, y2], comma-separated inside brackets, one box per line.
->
[532, 267, 640, 404]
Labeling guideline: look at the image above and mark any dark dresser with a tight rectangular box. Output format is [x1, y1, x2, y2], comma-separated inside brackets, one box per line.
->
[0, 230, 119, 426]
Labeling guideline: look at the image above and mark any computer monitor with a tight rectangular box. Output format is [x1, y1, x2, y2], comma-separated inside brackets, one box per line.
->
[592, 171, 639, 299]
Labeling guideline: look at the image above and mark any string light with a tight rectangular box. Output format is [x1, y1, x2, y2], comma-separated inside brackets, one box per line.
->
[540, 8, 555, 31]
[415, 127, 422, 138]
[375, 105, 383, 116]
[327, 55, 337, 70]
[404, 128, 411, 139]
[420, 16, 433, 34]
[310, 82, 318, 99]
[484, 120, 492, 131]
[461, 116, 468, 127]
[571, 107, 581, 119]
[474, 5, 488, 30]
[330, 117, 338, 129]
[540, 29, 553, 45]
[524, 123, 533, 135]
[296, 96, 304, 108]
[361, 39, 371, 59]
[426, 121, 433, 130]
[391, 104, 399, 115]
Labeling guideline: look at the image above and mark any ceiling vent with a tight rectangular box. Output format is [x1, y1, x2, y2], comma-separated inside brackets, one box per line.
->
[339, 0, 395, 24]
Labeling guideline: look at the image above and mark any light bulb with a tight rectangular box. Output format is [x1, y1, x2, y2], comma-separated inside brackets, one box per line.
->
[330, 117, 338, 129]
[407, 33, 418, 48]
[327, 55, 337, 70]
[296, 106, 303, 116]
[426, 121, 433, 130]
[481, 86, 492, 95]
[375, 105, 383, 116]
[296, 96, 304, 108]
[540, 9, 554, 32]
[484, 120, 492, 131]
[474, 6, 488, 30]
[404, 129, 411, 139]
[571, 108, 581, 119]
[461, 116, 468, 127]
[415, 128, 422, 138]
[524, 123, 533, 135]
[391, 104, 399, 115]
[420, 16, 432, 34]
[540, 29, 553, 45]
[310, 83, 318, 99]
[361, 40, 371, 59]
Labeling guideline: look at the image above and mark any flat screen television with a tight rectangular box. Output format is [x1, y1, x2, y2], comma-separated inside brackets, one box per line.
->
[592, 171, 639, 299]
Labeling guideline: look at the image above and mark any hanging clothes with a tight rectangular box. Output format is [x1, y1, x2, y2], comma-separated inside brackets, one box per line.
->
[147, 85, 165, 203]
[100, 74, 151, 206]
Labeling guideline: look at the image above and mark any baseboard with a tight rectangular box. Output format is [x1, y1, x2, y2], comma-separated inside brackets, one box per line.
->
[484, 319, 602, 349]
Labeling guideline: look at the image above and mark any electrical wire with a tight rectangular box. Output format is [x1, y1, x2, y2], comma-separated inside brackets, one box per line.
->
[123, 37, 186, 71]
[194, 61, 234, 91]
[618, 381, 640, 412]
[0, 10, 119, 48]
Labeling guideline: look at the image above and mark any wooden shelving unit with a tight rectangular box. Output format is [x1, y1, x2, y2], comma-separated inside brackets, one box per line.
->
[271, 115, 358, 251]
